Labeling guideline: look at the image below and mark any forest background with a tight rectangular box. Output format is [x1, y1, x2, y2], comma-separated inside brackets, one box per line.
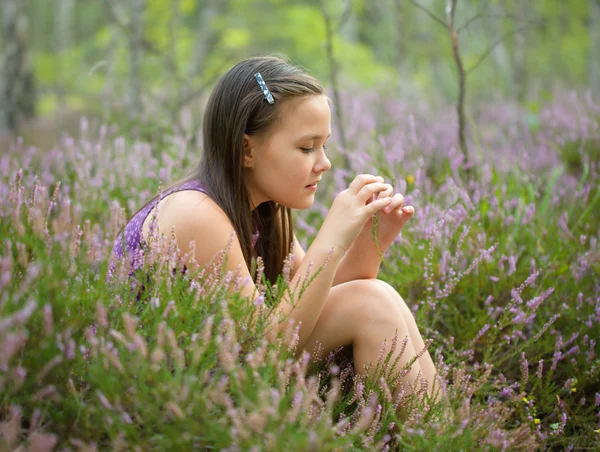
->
[2, 0, 599, 140]
[1, 0, 600, 451]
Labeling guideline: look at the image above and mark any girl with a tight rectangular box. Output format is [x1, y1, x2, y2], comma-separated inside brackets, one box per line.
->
[109, 55, 441, 405]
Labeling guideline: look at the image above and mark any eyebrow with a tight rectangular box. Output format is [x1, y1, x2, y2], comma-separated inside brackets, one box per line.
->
[297, 133, 332, 141]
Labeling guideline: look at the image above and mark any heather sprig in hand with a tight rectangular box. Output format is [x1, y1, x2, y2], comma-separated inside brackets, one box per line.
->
[359, 178, 415, 263]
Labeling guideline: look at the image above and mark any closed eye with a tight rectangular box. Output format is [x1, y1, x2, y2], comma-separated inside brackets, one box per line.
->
[301, 145, 328, 154]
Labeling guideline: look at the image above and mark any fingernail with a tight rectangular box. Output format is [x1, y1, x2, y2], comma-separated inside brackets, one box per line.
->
[402, 206, 412, 213]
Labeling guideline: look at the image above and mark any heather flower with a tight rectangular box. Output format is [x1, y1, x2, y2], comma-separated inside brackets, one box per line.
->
[2, 85, 598, 450]
[253, 294, 265, 306]
[520, 353, 529, 391]
[28, 432, 58, 452]
[42, 304, 53, 336]
[536, 360, 544, 379]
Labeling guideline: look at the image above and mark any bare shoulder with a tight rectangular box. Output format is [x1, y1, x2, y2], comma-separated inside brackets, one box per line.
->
[142, 189, 254, 285]
[141, 190, 230, 247]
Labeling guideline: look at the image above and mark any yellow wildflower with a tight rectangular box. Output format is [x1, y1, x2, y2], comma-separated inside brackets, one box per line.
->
[522, 397, 528, 403]
[571, 388, 577, 393]
[534, 419, 540, 425]
[407, 174, 415, 185]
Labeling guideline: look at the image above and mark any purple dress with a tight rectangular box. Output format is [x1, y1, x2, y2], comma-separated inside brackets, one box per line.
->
[107, 179, 259, 284]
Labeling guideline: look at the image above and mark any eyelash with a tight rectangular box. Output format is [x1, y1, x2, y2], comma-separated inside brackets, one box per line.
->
[301, 145, 328, 154]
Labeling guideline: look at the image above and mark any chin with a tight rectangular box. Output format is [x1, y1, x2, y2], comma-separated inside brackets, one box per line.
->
[277, 198, 314, 210]
[297, 199, 315, 210]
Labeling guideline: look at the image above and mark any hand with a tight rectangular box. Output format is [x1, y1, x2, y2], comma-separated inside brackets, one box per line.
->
[357, 179, 415, 254]
[317, 174, 394, 254]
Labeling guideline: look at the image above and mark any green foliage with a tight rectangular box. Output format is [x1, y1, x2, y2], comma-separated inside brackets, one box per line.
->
[12, 0, 597, 134]
[559, 138, 600, 174]
[3, 91, 600, 448]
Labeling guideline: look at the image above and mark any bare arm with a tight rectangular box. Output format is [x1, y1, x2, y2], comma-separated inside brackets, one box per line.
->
[292, 233, 381, 287]
[169, 196, 345, 349]
[170, 175, 391, 349]
[332, 233, 382, 285]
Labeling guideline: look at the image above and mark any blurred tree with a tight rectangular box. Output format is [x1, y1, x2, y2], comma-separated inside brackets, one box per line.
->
[590, 0, 600, 94]
[317, 0, 351, 154]
[512, 0, 529, 101]
[0, 0, 37, 133]
[446, 0, 468, 171]
[55, 0, 74, 105]
[189, 0, 231, 77]
[408, 0, 470, 171]
[393, 0, 409, 71]
[129, 0, 145, 115]
[6, 0, 595, 141]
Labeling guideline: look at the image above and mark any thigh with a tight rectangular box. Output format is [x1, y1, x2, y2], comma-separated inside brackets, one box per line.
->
[370, 279, 428, 341]
[370, 279, 414, 318]
[297, 278, 403, 361]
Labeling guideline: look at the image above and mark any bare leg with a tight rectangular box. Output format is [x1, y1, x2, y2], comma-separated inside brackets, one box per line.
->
[352, 310, 425, 402]
[299, 279, 432, 404]
[371, 280, 443, 402]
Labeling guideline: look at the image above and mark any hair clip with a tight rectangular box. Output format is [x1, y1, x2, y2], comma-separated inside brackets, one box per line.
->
[254, 72, 275, 104]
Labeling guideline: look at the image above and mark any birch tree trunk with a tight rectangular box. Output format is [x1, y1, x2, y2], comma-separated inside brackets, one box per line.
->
[513, 0, 528, 101]
[55, 0, 75, 105]
[590, 0, 600, 94]
[56, 0, 74, 54]
[190, 0, 215, 76]
[189, 0, 231, 77]
[0, 0, 37, 133]
[103, 25, 119, 120]
[394, 0, 408, 72]
[483, 1, 512, 93]
[129, 0, 145, 116]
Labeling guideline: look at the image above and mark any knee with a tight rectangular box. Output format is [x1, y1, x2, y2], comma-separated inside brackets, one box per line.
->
[367, 279, 416, 322]
[349, 279, 405, 325]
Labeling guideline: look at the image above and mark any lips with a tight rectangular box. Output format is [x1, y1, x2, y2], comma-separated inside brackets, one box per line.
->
[306, 180, 320, 187]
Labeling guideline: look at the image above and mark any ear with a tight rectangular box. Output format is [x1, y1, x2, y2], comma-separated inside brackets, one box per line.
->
[242, 134, 255, 168]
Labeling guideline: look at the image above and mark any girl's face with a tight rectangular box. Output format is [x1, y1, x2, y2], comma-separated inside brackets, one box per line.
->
[243, 94, 332, 210]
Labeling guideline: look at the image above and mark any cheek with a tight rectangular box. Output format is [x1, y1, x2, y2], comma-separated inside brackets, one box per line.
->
[288, 161, 312, 186]
[273, 154, 309, 180]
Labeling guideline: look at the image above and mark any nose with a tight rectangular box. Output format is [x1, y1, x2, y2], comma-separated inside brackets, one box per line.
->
[315, 150, 331, 173]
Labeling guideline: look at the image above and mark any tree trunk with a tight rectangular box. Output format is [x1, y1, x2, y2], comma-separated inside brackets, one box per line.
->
[319, 0, 350, 170]
[129, 0, 145, 116]
[56, 0, 74, 53]
[339, 1, 358, 43]
[0, 0, 37, 133]
[485, 1, 512, 96]
[394, 0, 407, 72]
[590, 0, 600, 94]
[447, 0, 469, 171]
[55, 0, 75, 106]
[104, 24, 119, 120]
[190, 0, 231, 77]
[512, 0, 528, 101]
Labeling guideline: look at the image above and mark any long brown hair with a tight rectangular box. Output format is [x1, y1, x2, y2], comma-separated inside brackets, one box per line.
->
[128, 55, 325, 284]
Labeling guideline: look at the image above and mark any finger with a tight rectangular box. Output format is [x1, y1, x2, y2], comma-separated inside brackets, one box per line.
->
[348, 174, 384, 195]
[374, 184, 394, 200]
[388, 205, 415, 228]
[396, 205, 415, 225]
[397, 205, 415, 220]
[368, 184, 393, 204]
[382, 193, 404, 213]
[365, 197, 393, 215]
[358, 182, 390, 202]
